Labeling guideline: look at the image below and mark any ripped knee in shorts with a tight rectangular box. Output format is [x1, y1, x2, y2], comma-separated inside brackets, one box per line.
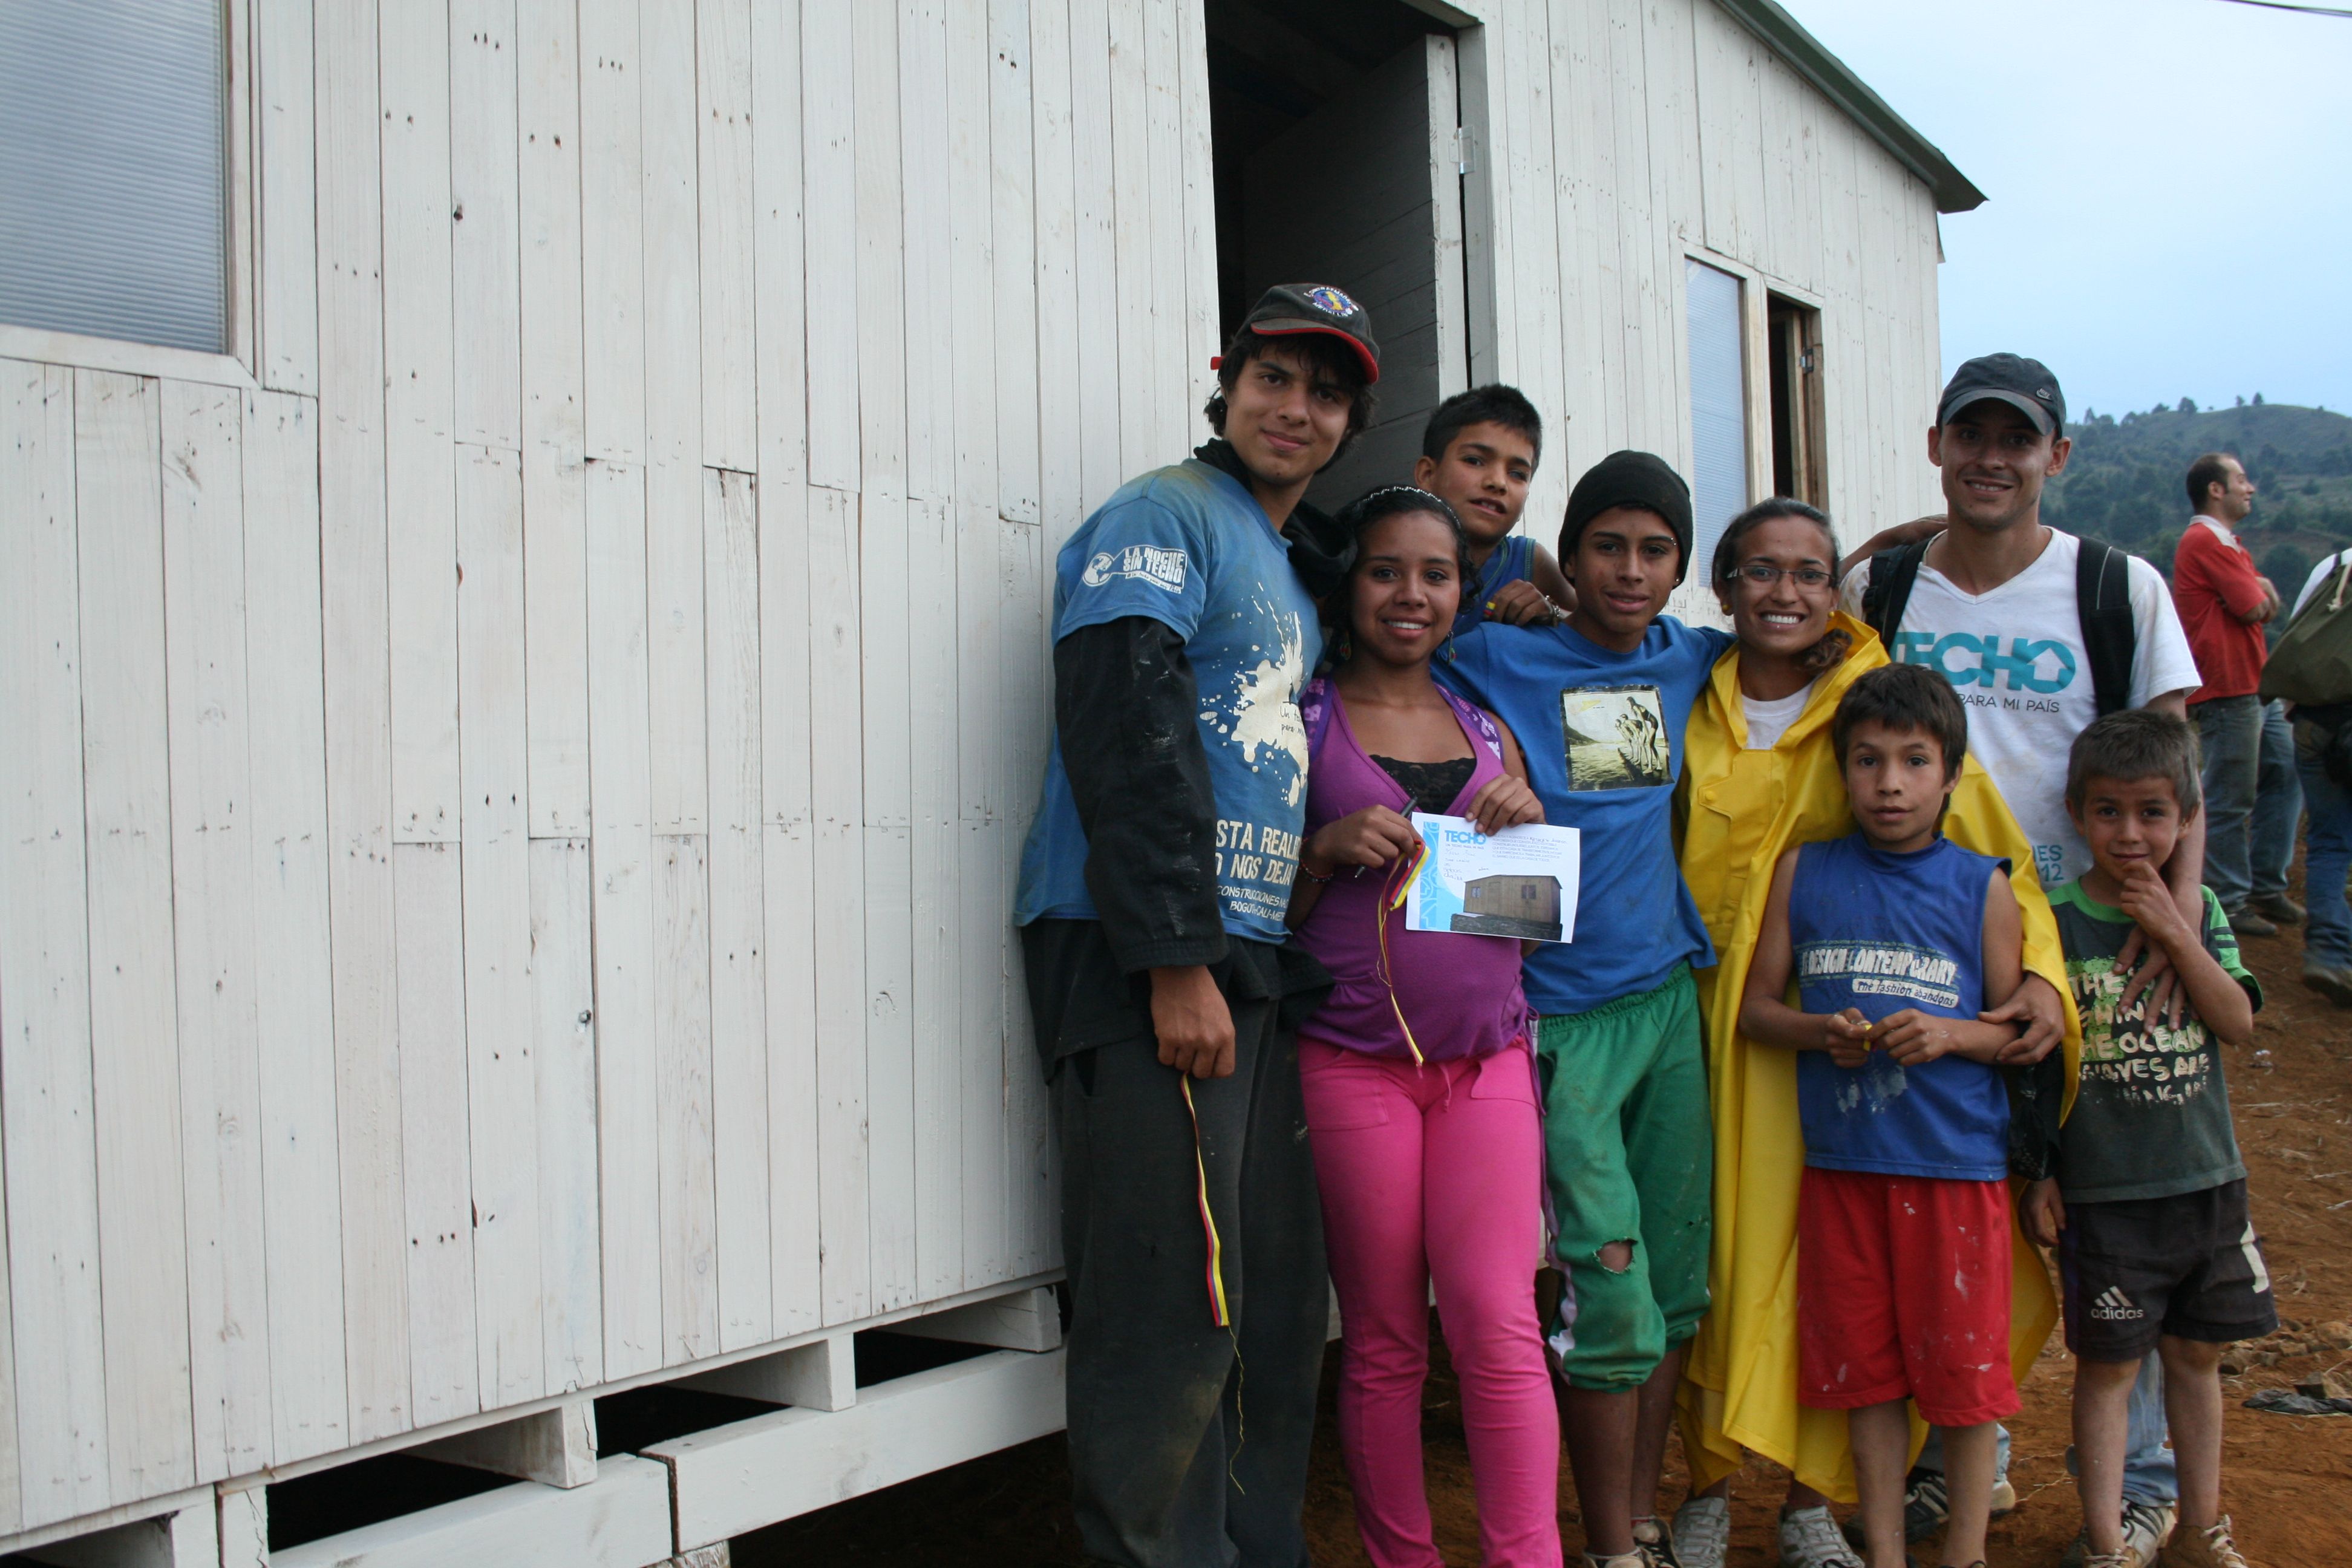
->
[1596, 1239, 1635, 1274]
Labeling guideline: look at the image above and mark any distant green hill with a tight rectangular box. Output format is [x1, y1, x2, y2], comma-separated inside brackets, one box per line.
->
[2043, 400, 2352, 587]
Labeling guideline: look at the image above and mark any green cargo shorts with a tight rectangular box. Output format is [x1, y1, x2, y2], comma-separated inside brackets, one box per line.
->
[1535, 963, 1713, 1392]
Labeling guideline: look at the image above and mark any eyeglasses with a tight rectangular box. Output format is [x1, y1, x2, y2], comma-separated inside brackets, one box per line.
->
[1726, 562, 1834, 589]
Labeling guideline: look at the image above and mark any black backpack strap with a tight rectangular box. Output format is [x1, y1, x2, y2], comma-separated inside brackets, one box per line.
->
[1860, 539, 1932, 647]
[2074, 537, 2139, 717]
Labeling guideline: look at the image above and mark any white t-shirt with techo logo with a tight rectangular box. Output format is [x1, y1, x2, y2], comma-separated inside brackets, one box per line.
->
[1838, 529, 2201, 887]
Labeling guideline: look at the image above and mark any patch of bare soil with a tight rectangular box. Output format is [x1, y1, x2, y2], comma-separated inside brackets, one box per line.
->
[739, 853, 2352, 1567]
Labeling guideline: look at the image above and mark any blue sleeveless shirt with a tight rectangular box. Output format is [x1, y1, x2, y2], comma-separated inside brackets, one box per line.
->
[1786, 834, 2010, 1181]
[1453, 534, 1535, 636]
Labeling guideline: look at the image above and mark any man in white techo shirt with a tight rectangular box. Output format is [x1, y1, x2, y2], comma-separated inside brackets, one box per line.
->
[2288, 551, 2352, 1003]
[1838, 353, 2203, 1560]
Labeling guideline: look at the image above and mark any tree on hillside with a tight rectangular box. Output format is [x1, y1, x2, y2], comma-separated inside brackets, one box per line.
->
[2180, 397, 2198, 414]
[2255, 392, 2266, 405]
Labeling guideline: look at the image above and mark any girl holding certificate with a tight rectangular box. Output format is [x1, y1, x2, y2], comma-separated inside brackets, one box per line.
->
[1287, 486, 1553, 1568]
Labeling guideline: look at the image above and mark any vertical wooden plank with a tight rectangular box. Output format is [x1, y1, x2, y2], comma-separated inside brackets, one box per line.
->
[851, 3, 907, 502]
[256, 0, 319, 394]
[393, 840, 481, 1426]
[1028, 0, 1083, 543]
[585, 456, 663, 1377]
[990, 0, 1039, 525]
[654, 833, 719, 1362]
[160, 382, 273, 1484]
[1456, 22, 1504, 391]
[750, 0, 808, 488]
[697, 0, 757, 472]
[1140, 0, 1187, 459]
[580, 0, 647, 466]
[529, 836, 603, 1393]
[1, 359, 110, 1527]
[381, 0, 461, 845]
[456, 442, 544, 1411]
[452, 0, 526, 451]
[642, 0, 708, 836]
[956, 510, 1010, 1290]
[1511, 0, 1567, 527]
[898, 0, 954, 506]
[241, 389, 350, 1466]
[806, 483, 870, 1324]
[999, 519, 1054, 1272]
[1426, 34, 1468, 402]
[703, 468, 771, 1350]
[1175, 0, 1217, 391]
[907, 495, 965, 1303]
[860, 488, 918, 1316]
[74, 370, 197, 1504]
[315, 0, 413, 1448]
[755, 476, 820, 1336]
[518, 0, 591, 837]
[1102, 0, 1152, 475]
[1065, 0, 1121, 514]
[0, 1106, 15, 1534]
[799, 3, 860, 495]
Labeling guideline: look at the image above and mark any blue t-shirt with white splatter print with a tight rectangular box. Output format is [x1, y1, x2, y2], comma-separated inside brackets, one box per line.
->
[1014, 458, 1323, 942]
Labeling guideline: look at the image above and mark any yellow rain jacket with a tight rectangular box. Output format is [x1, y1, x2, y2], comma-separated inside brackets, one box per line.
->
[1673, 614, 2081, 1503]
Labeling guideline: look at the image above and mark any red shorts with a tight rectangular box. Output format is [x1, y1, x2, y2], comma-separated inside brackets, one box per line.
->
[1796, 1168, 2020, 1427]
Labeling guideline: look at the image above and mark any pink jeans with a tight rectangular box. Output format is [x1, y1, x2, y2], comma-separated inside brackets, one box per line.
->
[1299, 1037, 1559, 1568]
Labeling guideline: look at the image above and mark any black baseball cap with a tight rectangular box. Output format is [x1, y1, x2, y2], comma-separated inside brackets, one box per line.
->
[1937, 353, 2065, 437]
[1238, 283, 1380, 385]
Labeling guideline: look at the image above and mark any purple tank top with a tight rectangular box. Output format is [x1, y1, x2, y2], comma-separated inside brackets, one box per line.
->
[1293, 677, 1531, 1061]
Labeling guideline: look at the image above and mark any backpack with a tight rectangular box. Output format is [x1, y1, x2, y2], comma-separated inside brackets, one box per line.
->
[1859, 532, 2138, 717]
[2260, 552, 2352, 709]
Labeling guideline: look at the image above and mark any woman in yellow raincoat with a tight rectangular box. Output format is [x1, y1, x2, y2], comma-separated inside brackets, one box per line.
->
[1665, 500, 2081, 1565]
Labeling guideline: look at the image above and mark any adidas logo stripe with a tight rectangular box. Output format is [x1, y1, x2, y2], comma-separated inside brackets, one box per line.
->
[2088, 1285, 2144, 1322]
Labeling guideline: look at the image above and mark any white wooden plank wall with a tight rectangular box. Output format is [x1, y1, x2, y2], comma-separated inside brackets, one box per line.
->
[1, 0, 1959, 1537]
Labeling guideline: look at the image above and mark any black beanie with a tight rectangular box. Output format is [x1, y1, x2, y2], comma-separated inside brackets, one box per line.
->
[1558, 451, 1695, 584]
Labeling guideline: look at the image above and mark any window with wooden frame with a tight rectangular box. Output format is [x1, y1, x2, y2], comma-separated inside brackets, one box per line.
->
[1767, 293, 1825, 507]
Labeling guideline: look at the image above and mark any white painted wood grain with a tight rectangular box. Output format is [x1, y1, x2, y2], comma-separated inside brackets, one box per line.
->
[240, 389, 349, 1466]
[851, 2, 907, 501]
[580, 0, 646, 465]
[1455, 24, 1501, 391]
[805, 483, 870, 1324]
[451, 0, 526, 451]
[1426, 34, 1468, 402]
[654, 832, 719, 1362]
[898, 0, 954, 507]
[955, 497, 1007, 1286]
[1175, 0, 1217, 407]
[988, 0, 1039, 524]
[379, 0, 461, 846]
[1140, 0, 1187, 459]
[0, 750, 19, 1537]
[676, 1332, 853, 1412]
[1, 359, 110, 1527]
[1102, 0, 1152, 477]
[255, 0, 318, 394]
[702, 469, 771, 1350]
[1063, 0, 1120, 514]
[749, 0, 808, 487]
[798, 3, 860, 495]
[518, 0, 591, 835]
[1026, 0, 1082, 546]
[584, 457, 663, 1377]
[696, 0, 757, 473]
[997, 519, 1054, 1272]
[313, 0, 413, 1448]
[269, 1454, 672, 1568]
[858, 489, 918, 1315]
[528, 837, 604, 1393]
[158, 382, 273, 1484]
[392, 841, 480, 1428]
[218, 1486, 266, 1568]
[416, 1399, 597, 1488]
[454, 442, 544, 1410]
[907, 497, 965, 1301]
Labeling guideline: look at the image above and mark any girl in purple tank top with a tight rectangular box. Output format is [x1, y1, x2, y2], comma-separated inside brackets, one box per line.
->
[1287, 487, 1559, 1568]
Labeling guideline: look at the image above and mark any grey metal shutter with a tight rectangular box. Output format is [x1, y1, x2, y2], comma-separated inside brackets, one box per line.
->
[1687, 259, 1749, 577]
[0, 0, 228, 353]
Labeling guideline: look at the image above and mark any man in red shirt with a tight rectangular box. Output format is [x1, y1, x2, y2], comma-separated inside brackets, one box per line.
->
[2174, 451, 2304, 935]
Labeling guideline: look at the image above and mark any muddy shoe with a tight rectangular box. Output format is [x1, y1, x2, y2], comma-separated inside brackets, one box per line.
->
[2160, 1516, 2250, 1568]
[2061, 1500, 2178, 1568]
[2249, 891, 2305, 925]
[1778, 1504, 1863, 1568]
[2303, 963, 2352, 1007]
[1632, 1515, 1681, 1568]
[1671, 1497, 1730, 1568]
[2227, 906, 2279, 939]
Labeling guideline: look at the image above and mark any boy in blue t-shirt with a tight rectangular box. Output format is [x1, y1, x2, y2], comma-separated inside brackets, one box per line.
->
[1741, 665, 2027, 1568]
[1437, 450, 1732, 1567]
[1410, 384, 1575, 634]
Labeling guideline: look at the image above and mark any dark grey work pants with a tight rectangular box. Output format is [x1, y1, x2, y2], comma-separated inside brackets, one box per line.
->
[1052, 1003, 1328, 1568]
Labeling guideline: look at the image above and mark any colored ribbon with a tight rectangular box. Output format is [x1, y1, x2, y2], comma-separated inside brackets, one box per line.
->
[1376, 834, 1431, 1065]
[1179, 1075, 1232, 1328]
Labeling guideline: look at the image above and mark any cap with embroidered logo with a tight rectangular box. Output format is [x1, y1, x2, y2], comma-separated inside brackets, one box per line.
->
[1938, 353, 2065, 437]
[1238, 283, 1381, 385]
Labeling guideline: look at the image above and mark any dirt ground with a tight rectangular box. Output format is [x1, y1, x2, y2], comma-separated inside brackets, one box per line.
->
[740, 852, 2352, 1568]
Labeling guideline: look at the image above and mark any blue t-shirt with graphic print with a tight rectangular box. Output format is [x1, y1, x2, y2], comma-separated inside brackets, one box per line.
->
[1436, 614, 1733, 1014]
[1014, 457, 1323, 942]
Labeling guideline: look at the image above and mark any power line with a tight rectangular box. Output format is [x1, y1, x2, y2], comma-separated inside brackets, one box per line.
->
[2210, 0, 2352, 16]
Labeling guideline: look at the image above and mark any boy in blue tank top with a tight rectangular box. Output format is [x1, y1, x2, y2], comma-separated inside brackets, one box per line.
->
[1410, 384, 1576, 634]
[1741, 665, 2028, 1568]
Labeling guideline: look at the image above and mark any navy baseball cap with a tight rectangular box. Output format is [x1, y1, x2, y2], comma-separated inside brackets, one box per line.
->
[1938, 353, 2065, 436]
[1238, 283, 1380, 385]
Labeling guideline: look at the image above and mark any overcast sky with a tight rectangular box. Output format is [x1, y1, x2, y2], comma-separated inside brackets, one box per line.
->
[1779, 0, 2352, 419]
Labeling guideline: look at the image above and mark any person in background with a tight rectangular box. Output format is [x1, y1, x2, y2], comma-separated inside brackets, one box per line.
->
[2284, 548, 2352, 1004]
[1670, 500, 2073, 1568]
[1013, 283, 1373, 1568]
[1288, 485, 1557, 1568]
[1411, 384, 1577, 633]
[2171, 452, 2303, 938]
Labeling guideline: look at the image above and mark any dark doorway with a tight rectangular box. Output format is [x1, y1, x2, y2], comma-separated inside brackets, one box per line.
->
[1206, 0, 1471, 508]
[1768, 295, 1826, 506]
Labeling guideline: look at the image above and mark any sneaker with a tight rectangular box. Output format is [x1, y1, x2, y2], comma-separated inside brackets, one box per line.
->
[2304, 963, 2352, 1007]
[2250, 891, 2305, 925]
[1632, 1516, 1682, 1568]
[1779, 1504, 1864, 1568]
[1878, 1469, 2015, 1544]
[1584, 1553, 1645, 1568]
[2062, 1500, 2180, 1568]
[1671, 1497, 1731, 1568]
[2160, 1515, 2250, 1568]
[2227, 906, 2279, 939]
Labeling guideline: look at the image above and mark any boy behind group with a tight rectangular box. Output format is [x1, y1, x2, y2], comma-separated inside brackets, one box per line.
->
[1411, 384, 1576, 632]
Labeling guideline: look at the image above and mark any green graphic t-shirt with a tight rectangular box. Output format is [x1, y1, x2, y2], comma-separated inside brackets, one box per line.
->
[2010, 878, 2262, 1203]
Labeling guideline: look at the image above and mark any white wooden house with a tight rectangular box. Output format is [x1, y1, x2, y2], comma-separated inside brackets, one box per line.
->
[0, 1, 1973, 1561]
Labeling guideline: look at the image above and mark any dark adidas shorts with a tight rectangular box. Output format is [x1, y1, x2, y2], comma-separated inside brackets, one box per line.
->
[2059, 1178, 2277, 1362]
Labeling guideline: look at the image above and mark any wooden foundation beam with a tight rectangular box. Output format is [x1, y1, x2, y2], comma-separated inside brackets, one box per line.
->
[676, 1331, 855, 1412]
[269, 1455, 670, 1568]
[22, 1505, 218, 1568]
[888, 1285, 1060, 1353]
[415, 1397, 599, 1488]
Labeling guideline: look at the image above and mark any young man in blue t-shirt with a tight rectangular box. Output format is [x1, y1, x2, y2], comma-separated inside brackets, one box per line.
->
[1437, 451, 1734, 1567]
[1014, 283, 1373, 1567]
